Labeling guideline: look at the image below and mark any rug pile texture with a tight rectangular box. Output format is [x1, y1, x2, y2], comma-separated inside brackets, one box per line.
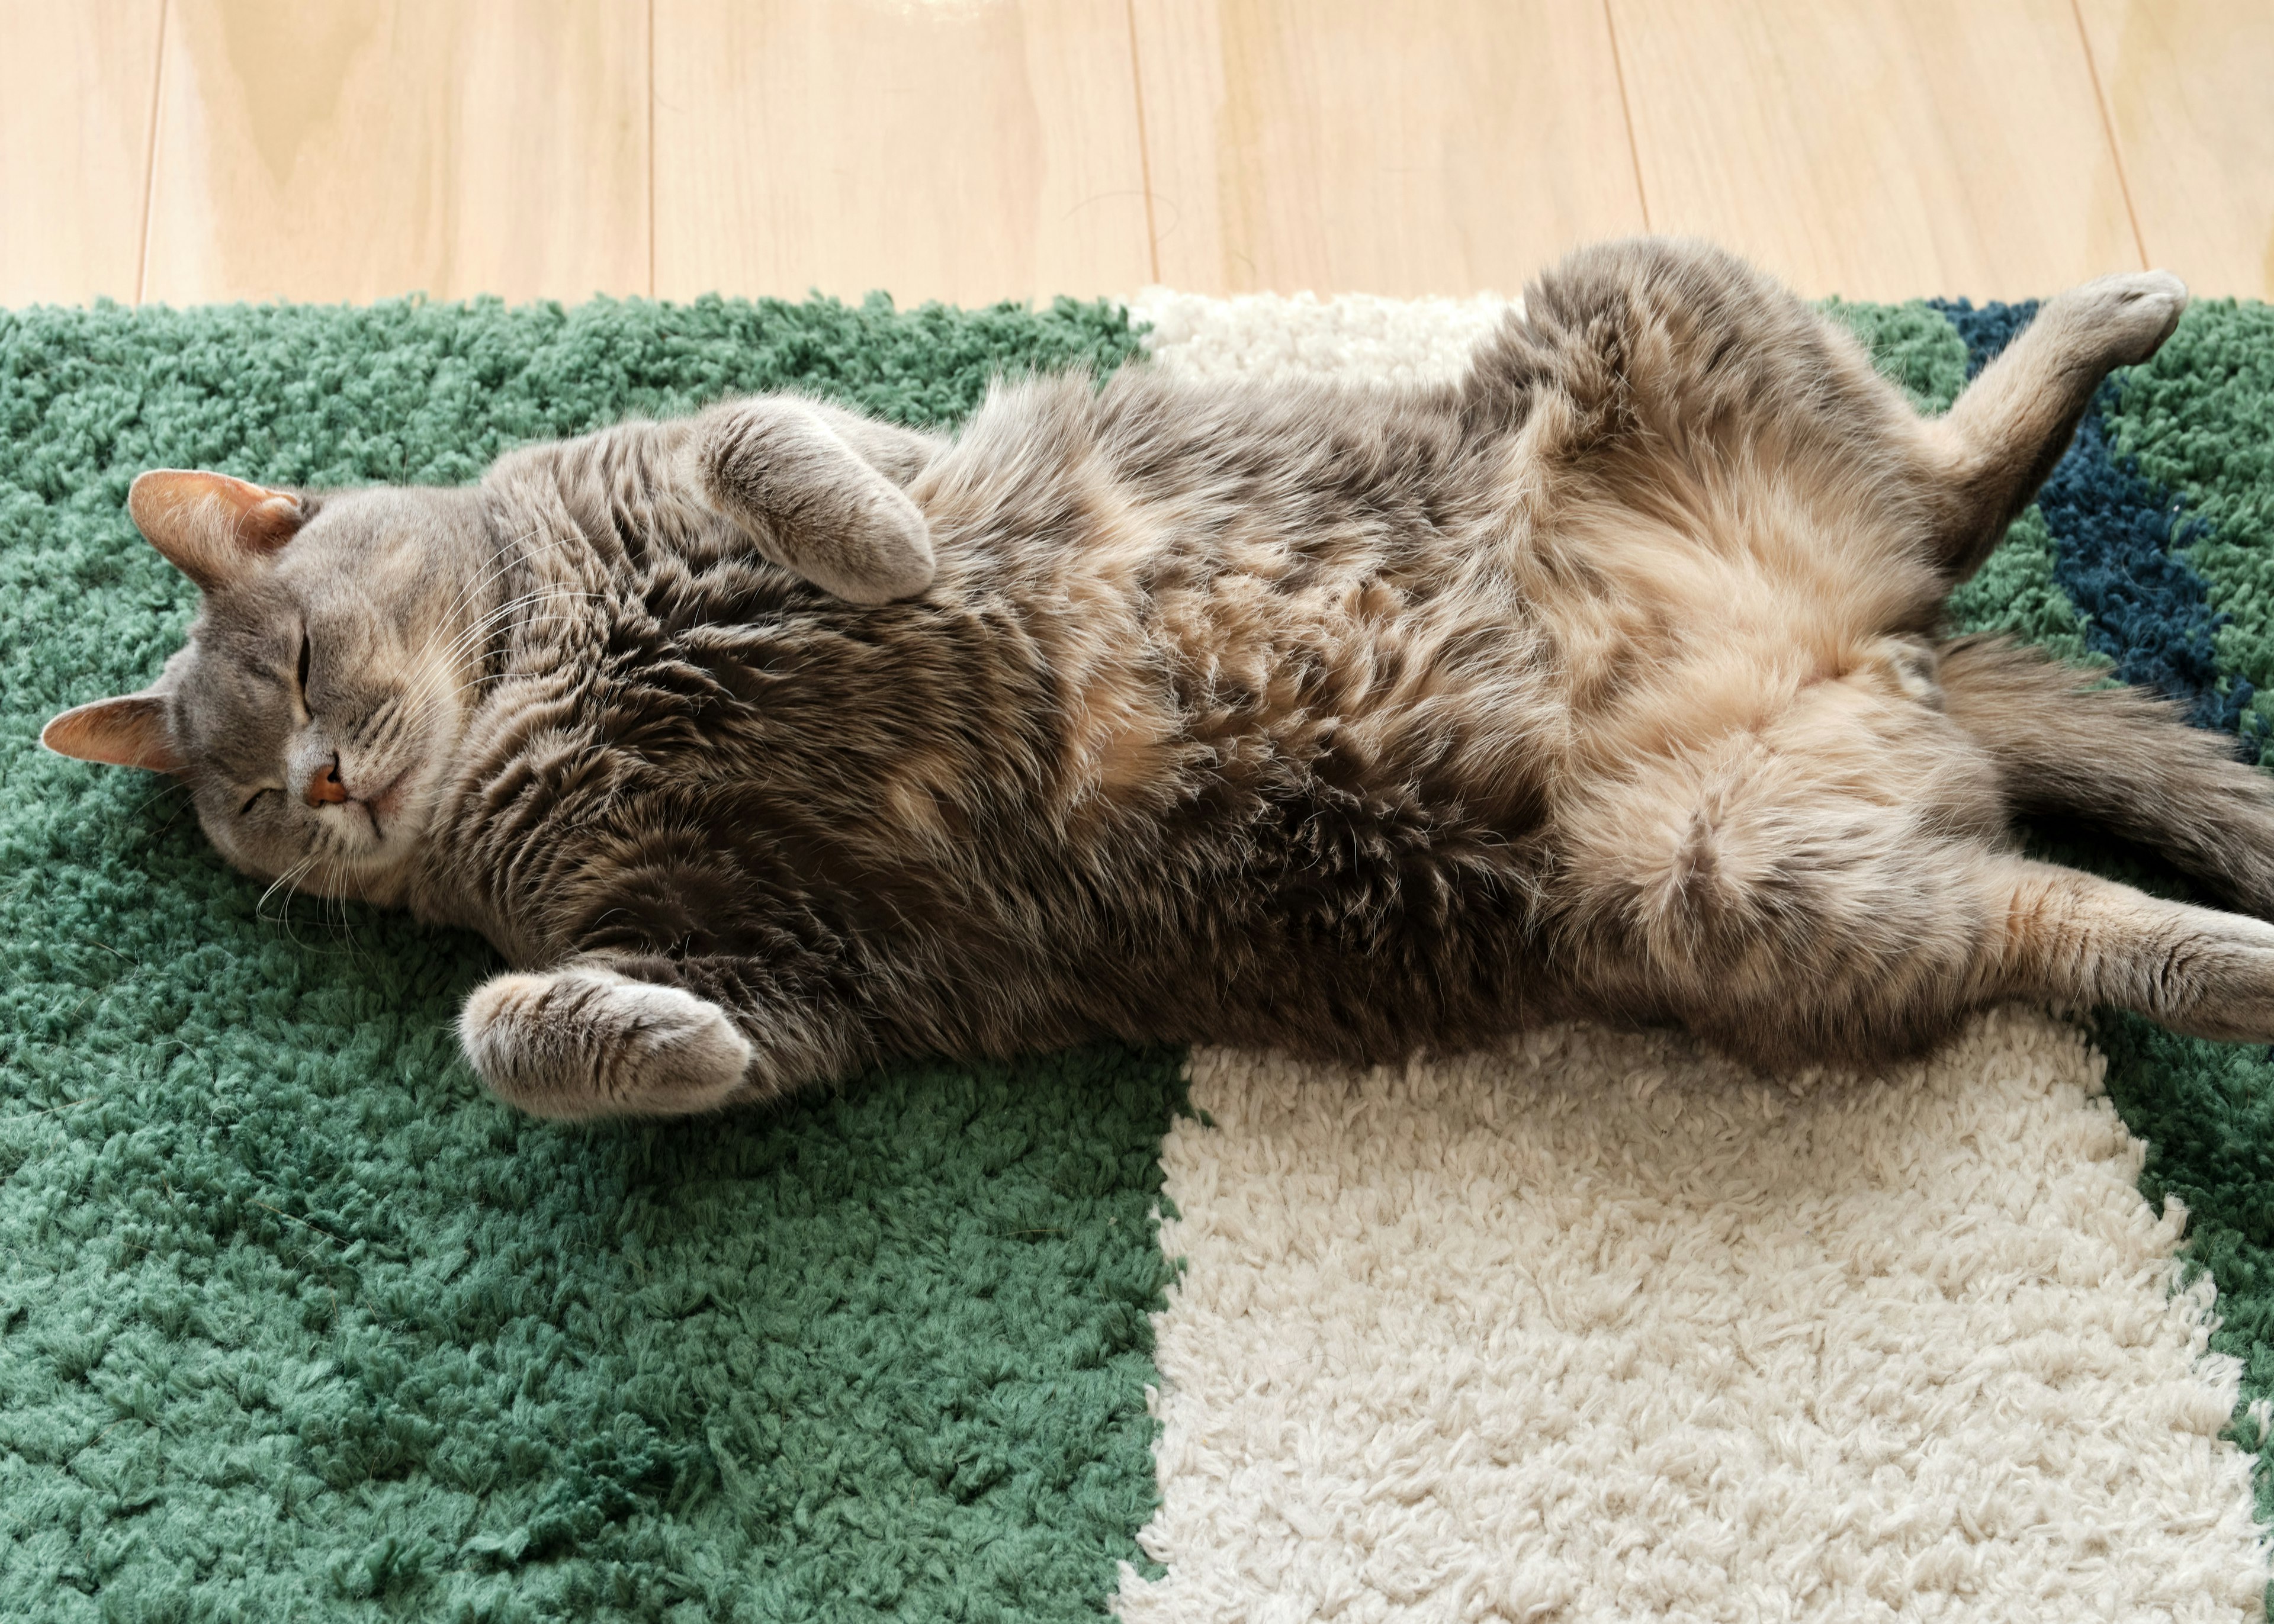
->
[2, 281, 2272, 1620]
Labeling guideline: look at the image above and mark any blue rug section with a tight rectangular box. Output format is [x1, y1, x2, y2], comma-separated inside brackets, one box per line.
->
[1931, 300, 2256, 748]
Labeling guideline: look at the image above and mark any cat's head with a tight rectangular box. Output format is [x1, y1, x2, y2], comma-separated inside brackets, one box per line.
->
[43, 470, 492, 905]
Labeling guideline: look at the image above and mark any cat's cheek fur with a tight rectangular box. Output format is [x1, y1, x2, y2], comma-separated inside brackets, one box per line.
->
[458, 966, 754, 1120]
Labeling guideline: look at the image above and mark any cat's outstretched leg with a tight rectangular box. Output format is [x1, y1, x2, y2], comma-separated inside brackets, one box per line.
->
[1937, 636, 2274, 915]
[1926, 270, 2188, 580]
[1575, 825, 2274, 1068]
[1969, 857, 2274, 1043]
[1559, 706, 2274, 1067]
[460, 951, 871, 1120]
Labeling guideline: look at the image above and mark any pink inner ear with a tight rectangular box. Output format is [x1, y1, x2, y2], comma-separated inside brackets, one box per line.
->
[40, 694, 184, 774]
[237, 493, 304, 555]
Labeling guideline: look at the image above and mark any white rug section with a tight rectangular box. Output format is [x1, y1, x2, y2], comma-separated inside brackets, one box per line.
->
[1128, 287, 1514, 387]
[1116, 291, 2269, 1622]
[1119, 1013, 2263, 1622]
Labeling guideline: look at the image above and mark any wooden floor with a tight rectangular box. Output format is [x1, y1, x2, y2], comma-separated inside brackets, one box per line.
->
[4, 1, 2269, 310]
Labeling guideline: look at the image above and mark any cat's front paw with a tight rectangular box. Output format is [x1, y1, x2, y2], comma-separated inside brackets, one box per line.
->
[460, 966, 754, 1121]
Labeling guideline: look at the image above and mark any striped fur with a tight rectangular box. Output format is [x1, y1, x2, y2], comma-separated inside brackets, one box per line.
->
[47, 240, 2274, 1118]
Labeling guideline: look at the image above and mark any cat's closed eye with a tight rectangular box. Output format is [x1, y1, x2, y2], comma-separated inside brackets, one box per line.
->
[239, 787, 276, 817]
[296, 629, 311, 693]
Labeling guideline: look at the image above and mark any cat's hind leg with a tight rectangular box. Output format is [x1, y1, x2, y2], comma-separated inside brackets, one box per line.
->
[460, 963, 755, 1120]
[1570, 786, 2274, 1064]
[1926, 270, 2188, 580]
[1567, 793, 2274, 1068]
[1936, 636, 2274, 916]
[1557, 694, 2274, 1069]
[1971, 856, 2274, 1044]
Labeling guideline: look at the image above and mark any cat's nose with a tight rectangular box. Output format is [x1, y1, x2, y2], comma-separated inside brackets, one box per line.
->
[304, 755, 349, 806]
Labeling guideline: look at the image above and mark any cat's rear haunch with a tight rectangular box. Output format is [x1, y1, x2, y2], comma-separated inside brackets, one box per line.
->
[43, 239, 2273, 1120]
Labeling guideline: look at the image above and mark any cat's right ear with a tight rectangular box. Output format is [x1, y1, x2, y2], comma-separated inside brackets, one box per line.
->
[129, 469, 306, 591]
[40, 692, 184, 774]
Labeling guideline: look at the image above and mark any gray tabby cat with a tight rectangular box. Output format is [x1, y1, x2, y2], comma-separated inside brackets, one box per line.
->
[43, 239, 2274, 1120]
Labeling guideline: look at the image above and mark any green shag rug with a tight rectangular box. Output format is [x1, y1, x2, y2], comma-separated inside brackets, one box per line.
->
[6, 286, 2274, 1619]
[0, 297, 1177, 1622]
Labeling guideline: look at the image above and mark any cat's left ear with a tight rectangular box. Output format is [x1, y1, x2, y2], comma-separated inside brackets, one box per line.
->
[40, 691, 184, 774]
[129, 469, 307, 591]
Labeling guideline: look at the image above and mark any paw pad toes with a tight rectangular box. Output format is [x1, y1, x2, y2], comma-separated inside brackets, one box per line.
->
[460, 969, 754, 1120]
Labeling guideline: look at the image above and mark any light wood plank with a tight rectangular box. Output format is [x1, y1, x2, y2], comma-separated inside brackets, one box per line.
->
[2077, 0, 2274, 300]
[144, 0, 648, 305]
[0, 0, 163, 305]
[1131, 0, 1644, 297]
[654, 0, 1152, 307]
[1611, 0, 2141, 300]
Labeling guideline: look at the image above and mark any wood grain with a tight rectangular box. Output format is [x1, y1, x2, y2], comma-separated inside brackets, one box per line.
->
[1611, 0, 2143, 300]
[11, 1, 2266, 311]
[143, 0, 648, 305]
[0, 0, 163, 305]
[1130, 0, 1645, 297]
[2077, 0, 2274, 300]
[654, 0, 1152, 306]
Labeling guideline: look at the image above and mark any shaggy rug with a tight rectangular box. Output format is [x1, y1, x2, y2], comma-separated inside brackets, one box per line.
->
[1, 283, 2270, 1621]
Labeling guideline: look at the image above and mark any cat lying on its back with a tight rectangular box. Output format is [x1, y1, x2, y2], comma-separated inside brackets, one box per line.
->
[44, 239, 2274, 1120]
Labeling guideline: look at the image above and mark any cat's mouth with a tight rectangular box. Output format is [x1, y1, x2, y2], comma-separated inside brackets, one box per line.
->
[359, 766, 415, 841]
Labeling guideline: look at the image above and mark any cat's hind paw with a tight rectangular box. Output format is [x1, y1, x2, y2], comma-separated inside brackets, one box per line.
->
[2055, 269, 2189, 368]
[460, 966, 754, 1121]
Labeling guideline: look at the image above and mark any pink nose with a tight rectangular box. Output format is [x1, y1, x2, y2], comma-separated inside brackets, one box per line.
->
[305, 757, 348, 806]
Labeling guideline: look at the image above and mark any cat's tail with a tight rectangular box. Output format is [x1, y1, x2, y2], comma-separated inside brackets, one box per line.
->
[1935, 635, 2274, 918]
